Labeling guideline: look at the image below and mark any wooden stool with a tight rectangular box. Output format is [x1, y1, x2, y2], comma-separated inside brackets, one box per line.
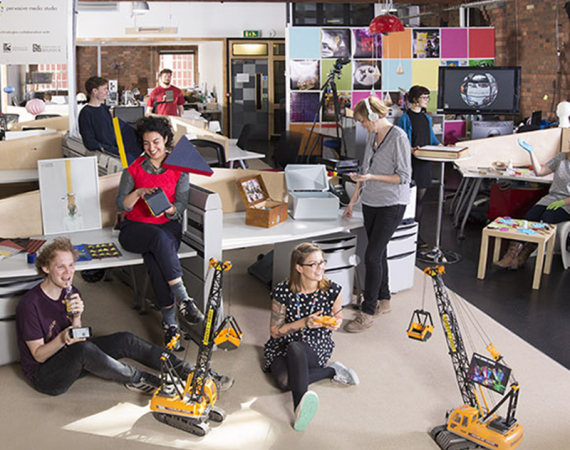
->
[477, 218, 557, 290]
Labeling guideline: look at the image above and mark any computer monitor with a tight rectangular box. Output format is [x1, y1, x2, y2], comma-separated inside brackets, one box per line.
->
[471, 120, 514, 140]
[113, 105, 145, 125]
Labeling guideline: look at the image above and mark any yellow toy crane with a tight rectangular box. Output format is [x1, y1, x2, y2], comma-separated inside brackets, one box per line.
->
[150, 258, 238, 436]
[415, 266, 523, 450]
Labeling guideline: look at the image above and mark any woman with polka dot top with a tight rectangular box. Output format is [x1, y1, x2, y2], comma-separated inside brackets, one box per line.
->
[263, 242, 359, 432]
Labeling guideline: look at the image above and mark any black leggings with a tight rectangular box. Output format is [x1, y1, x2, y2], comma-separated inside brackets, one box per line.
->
[270, 341, 334, 408]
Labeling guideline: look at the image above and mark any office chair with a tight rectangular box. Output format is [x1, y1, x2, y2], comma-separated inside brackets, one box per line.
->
[36, 114, 61, 120]
[236, 123, 257, 150]
[190, 138, 227, 168]
[273, 131, 303, 169]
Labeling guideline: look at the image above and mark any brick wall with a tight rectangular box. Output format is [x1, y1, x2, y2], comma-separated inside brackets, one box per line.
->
[488, 0, 570, 122]
[76, 45, 197, 98]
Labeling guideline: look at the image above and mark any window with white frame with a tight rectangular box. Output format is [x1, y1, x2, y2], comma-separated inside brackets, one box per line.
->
[159, 52, 196, 89]
[35, 64, 68, 91]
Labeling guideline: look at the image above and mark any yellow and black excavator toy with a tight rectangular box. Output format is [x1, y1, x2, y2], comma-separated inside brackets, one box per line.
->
[415, 266, 523, 450]
[150, 258, 239, 436]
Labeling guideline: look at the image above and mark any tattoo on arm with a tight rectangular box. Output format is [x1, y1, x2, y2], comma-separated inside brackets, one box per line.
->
[270, 301, 287, 338]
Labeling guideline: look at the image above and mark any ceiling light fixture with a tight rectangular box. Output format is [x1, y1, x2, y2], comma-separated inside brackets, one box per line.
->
[369, 1, 404, 35]
[132, 1, 150, 15]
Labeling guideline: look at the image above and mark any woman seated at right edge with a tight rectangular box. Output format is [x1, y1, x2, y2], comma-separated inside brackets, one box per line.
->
[263, 243, 359, 432]
[495, 139, 570, 268]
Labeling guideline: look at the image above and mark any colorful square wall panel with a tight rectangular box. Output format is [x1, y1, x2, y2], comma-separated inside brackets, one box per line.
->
[441, 28, 468, 59]
[289, 27, 321, 59]
[321, 28, 352, 58]
[321, 59, 352, 91]
[413, 29, 440, 59]
[382, 28, 412, 59]
[382, 59, 412, 91]
[353, 28, 382, 58]
[353, 60, 381, 90]
[412, 59, 441, 91]
[468, 28, 495, 58]
[290, 60, 320, 90]
[290, 92, 320, 123]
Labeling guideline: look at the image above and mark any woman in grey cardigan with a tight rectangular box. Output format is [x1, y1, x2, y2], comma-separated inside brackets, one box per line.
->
[343, 96, 412, 333]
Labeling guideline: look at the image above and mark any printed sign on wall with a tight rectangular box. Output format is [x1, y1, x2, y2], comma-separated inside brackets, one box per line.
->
[0, 0, 68, 64]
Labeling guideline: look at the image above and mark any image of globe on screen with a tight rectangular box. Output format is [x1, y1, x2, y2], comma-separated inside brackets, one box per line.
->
[460, 73, 498, 108]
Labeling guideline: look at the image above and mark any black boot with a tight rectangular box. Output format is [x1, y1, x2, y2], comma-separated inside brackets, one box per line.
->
[178, 297, 205, 325]
[493, 241, 523, 269]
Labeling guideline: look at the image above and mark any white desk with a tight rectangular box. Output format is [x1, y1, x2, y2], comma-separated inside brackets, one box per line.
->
[227, 140, 265, 169]
[0, 170, 39, 184]
[0, 227, 196, 279]
[222, 210, 364, 251]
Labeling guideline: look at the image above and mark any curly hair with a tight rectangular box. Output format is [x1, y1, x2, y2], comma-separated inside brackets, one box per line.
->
[288, 242, 331, 294]
[135, 116, 174, 151]
[35, 238, 78, 276]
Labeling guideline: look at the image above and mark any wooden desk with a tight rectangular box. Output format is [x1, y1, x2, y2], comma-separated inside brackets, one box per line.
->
[477, 218, 556, 290]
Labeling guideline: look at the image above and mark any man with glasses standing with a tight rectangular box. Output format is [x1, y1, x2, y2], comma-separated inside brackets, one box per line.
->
[398, 85, 442, 249]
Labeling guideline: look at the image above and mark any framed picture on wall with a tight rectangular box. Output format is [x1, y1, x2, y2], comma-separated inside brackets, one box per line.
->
[38, 157, 102, 235]
[323, 92, 351, 122]
[290, 60, 320, 91]
[413, 29, 440, 59]
[353, 60, 381, 90]
[353, 28, 382, 59]
[321, 28, 351, 58]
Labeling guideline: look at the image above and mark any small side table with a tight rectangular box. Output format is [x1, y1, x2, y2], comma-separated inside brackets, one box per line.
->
[477, 218, 557, 290]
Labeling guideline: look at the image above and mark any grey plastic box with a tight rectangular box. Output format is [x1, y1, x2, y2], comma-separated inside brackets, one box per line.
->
[285, 164, 339, 220]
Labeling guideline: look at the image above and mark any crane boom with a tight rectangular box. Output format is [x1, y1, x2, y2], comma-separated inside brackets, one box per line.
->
[426, 266, 477, 407]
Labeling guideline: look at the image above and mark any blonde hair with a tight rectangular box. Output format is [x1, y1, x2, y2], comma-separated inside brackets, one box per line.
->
[35, 237, 78, 276]
[353, 96, 388, 121]
[288, 242, 331, 294]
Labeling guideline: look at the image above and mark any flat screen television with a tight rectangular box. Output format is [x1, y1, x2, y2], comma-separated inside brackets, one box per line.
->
[437, 66, 521, 115]
[471, 120, 514, 140]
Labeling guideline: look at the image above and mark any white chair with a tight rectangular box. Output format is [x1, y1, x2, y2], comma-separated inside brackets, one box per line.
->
[555, 221, 570, 269]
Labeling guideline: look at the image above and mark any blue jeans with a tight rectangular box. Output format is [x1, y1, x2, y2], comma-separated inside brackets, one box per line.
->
[362, 204, 406, 315]
[119, 219, 183, 308]
[32, 332, 188, 396]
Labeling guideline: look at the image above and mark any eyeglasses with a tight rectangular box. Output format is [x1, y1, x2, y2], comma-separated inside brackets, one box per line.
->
[299, 260, 327, 269]
[419, 95, 430, 100]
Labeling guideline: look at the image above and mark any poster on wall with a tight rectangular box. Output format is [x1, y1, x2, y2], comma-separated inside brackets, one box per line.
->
[353, 60, 381, 90]
[323, 92, 351, 122]
[290, 60, 320, 91]
[0, 0, 68, 64]
[321, 28, 351, 59]
[353, 29, 382, 59]
[413, 29, 440, 59]
[38, 157, 102, 235]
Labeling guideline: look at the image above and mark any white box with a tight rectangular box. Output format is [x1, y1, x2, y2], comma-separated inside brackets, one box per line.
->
[285, 165, 339, 220]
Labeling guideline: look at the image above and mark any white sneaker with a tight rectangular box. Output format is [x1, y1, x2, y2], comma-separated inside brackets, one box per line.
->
[293, 390, 319, 431]
[329, 362, 360, 386]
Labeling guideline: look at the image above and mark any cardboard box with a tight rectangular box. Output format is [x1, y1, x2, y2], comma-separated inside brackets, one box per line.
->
[236, 175, 288, 228]
[285, 164, 339, 220]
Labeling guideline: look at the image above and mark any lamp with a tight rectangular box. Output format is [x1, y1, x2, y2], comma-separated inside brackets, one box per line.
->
[132, 1, 149, 15]
[369, 14, 404, 35]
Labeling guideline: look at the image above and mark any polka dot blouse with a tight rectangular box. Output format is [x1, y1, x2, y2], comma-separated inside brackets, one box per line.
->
[263, 280, 341, 372]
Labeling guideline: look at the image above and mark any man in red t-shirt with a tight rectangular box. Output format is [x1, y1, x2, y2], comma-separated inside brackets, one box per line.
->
[147, 68, 185, 116]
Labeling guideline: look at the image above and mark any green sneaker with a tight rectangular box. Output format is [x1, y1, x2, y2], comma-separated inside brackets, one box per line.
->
[293, 391, 319, 431]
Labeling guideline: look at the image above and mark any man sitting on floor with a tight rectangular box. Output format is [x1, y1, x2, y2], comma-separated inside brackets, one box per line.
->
[16, 237, 233, 396]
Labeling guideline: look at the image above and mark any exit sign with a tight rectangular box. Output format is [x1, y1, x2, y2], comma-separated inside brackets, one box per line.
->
[243, 30, 260, 38]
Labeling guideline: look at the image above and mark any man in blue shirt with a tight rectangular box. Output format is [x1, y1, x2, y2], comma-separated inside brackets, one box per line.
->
[78, 76, 119, 156]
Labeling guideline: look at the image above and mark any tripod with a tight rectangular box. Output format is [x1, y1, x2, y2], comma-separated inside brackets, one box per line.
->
[303, 59, 349, 163]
